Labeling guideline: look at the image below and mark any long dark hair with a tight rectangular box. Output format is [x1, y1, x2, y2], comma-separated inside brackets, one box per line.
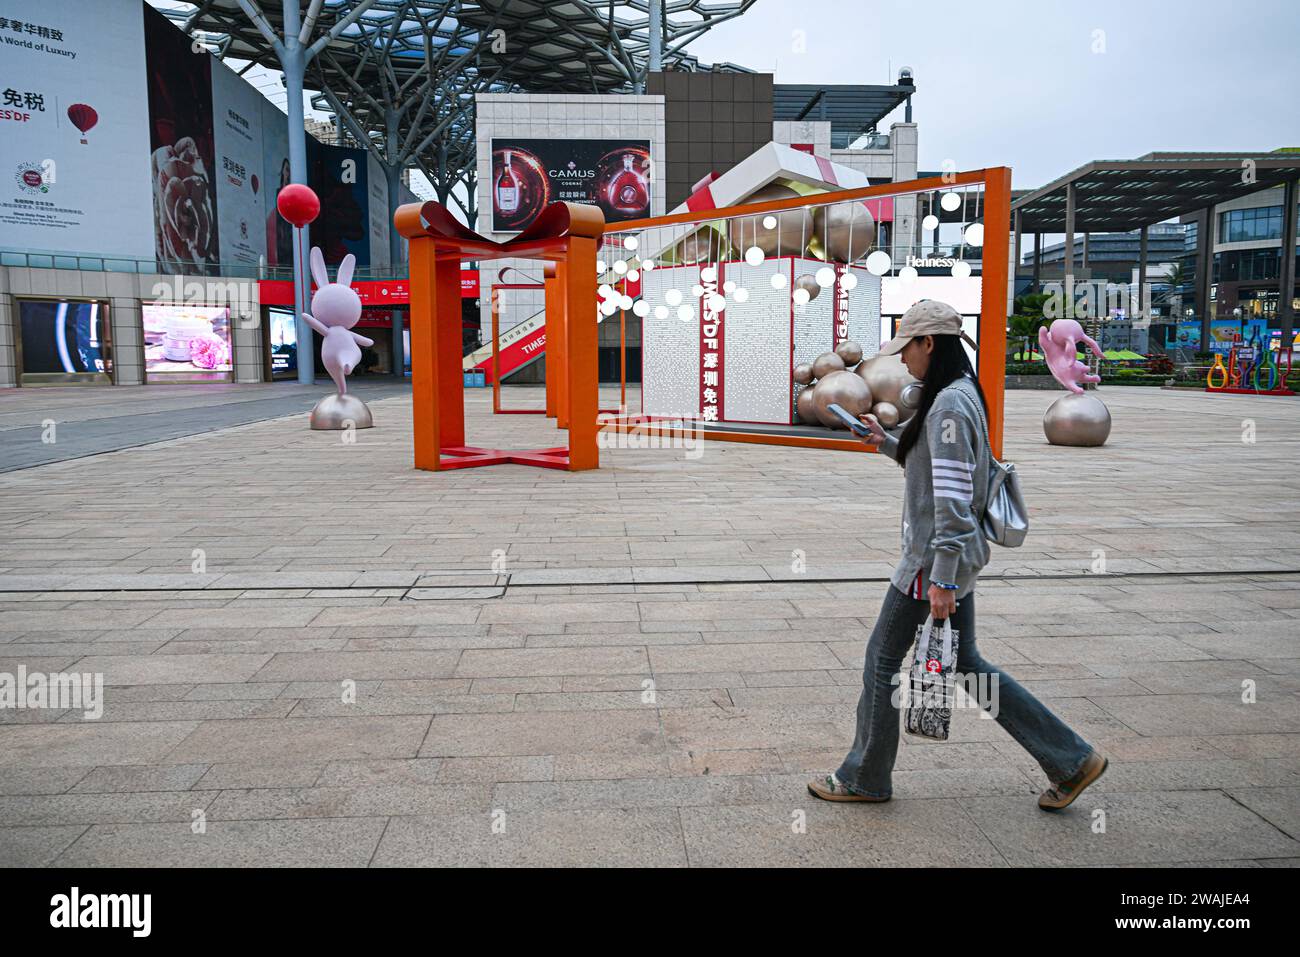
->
[895, 335, 989, 466]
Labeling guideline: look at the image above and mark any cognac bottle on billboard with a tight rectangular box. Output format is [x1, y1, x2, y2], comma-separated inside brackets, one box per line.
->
[496, 151, 521, 215]
[606, 153, 648, 216]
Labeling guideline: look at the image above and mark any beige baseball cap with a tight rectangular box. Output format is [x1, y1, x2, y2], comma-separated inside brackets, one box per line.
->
[878, 300, 977, 355]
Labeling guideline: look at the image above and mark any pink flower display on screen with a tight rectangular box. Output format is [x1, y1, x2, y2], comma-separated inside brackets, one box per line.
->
[188, 333, 229, 370]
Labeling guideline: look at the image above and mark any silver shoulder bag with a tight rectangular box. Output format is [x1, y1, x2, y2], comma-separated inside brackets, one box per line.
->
[966, 388, 1029, 548]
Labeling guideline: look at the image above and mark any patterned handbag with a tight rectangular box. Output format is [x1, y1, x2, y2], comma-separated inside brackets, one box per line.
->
[904, 614, 960, 741]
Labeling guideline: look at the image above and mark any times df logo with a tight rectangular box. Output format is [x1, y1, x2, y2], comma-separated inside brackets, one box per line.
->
[14, 160, 51, 195]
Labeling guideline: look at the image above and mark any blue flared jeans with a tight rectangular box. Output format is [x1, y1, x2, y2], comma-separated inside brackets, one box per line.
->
[835, 584, 1093, 798]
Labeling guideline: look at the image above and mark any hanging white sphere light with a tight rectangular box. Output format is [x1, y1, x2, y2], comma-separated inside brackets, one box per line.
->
[699, 266, 718, 283]
[940, 192, 962, 212]
[600, 299, 619, 317]
[744, 246, 765, 266]
[665, 289, 683, 306]
[964, 223, 984, 246]
[733, 287, 750, 303]
[840, 272, 859, 291]
[613, 259, 628, 274]
[723, 279, 736, 294]
[596, 260, 607, 273]
[690, 284, 704, 298]
[707, 293, 726, 312]
[815, 266, 836, 287]
[866, 250, 893, 276]
[632, 300, 650, 317]
[922, 214, 939, 232]
[899, 265, 919, 280]
[623, 235, 638, 250]
[951, 260, 972, 278]
[598, 283, 614, 299]
[792, 287, 811, 305]
[627, 270, 640, 282]
[770, 272, 788, 289]
[620, 294, 634, 310]
[642, 259, 656, 271]
[762, 215, 777, 229]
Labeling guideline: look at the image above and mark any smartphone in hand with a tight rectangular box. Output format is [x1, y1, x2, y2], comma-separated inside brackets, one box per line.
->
[826, 403, 873, 437]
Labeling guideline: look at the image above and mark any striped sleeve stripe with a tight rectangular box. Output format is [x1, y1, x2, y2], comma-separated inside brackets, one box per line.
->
[933, 478, 973, 491]
[933, 468, 974, 484]
[935, 488, 973, 501]
[932, 458, 974, 471]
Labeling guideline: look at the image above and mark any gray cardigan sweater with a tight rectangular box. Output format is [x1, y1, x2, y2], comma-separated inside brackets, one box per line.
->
[877, 374, 991, 600]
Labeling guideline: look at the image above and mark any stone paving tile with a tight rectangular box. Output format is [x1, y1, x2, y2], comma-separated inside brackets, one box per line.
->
[0, 825, 90, 866]
[0, 722, 200, 768]
[0, 767, 92, 796]
[0, 791, 216, 827]
[70, 764, 211, 794]
[1093, 694, 1300, 736]
[372, 808, 688, 867]
[53, 818, 389, 867]
[961, 790, 1300, 866]
[421, 710, 664, 758]
[164, 715, 432, 765]
[205, 783, 488, 821]
[250, 650, 462, 682]
[454, 646, 648, 678]
[680, 799, 1007, 867]
[1224, 787, 1300, 837]
[72, 653, 273, 686]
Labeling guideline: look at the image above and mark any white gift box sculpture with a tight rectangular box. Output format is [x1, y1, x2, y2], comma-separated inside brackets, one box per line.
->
[304, 247, 375, 430]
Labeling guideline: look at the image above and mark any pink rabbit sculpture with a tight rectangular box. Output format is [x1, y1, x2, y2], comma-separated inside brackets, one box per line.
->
[302, 247, 373, 395]
[1038, 318, 1104, 394]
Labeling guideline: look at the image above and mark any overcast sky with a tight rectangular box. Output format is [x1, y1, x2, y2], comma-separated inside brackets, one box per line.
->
[689, 0, 1300, 189]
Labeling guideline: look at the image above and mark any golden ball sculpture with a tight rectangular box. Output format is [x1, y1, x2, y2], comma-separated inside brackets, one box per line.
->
[872, 401, 900, 428]
[794, 386, 818, 424]
[811, 351, 846, 379]
[810, 201, 877, 264]
[812, 370, 873, 428]
[735, 183, 813, 258]
[856, 353, 920, 409]
[794, 273, 821, 301]
[835, 340, 863, 367]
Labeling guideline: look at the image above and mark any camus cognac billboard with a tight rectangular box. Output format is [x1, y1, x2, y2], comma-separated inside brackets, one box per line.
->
[490, 138, 650, 232]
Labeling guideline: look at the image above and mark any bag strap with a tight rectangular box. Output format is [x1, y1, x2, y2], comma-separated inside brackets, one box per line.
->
[956, 377, 998, 466]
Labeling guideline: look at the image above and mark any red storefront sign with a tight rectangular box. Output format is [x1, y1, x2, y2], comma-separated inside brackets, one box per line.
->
[259, 271, 479, 306]
[699, 265, 724, 422]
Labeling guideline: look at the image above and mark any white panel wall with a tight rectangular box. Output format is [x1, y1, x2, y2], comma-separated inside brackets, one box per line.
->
[724, 259, 792, 425]
[640, 263, 699, 418]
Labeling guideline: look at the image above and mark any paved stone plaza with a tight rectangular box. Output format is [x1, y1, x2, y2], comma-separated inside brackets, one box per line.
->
[0, 383, 1297, 867]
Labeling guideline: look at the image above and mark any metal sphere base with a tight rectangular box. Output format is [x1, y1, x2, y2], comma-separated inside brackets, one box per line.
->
[310, 393, 374, 430]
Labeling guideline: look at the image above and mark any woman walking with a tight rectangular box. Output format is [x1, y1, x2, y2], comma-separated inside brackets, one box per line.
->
[808, 300, 1106, 810]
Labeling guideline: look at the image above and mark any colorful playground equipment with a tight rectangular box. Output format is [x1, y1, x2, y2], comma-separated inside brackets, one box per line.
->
[1206, 330, 1295, 396]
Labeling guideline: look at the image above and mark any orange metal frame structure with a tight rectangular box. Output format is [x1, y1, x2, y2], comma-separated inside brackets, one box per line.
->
[395, 201, 604, 471]
[599, 167, 1012, 459]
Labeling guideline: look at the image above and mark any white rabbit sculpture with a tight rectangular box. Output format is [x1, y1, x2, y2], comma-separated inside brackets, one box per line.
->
[302, 247, 373, 395]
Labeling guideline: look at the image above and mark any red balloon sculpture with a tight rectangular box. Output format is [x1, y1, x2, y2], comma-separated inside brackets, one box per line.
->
[277, 183, 321, 227]
[67, 103, 98, 145]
